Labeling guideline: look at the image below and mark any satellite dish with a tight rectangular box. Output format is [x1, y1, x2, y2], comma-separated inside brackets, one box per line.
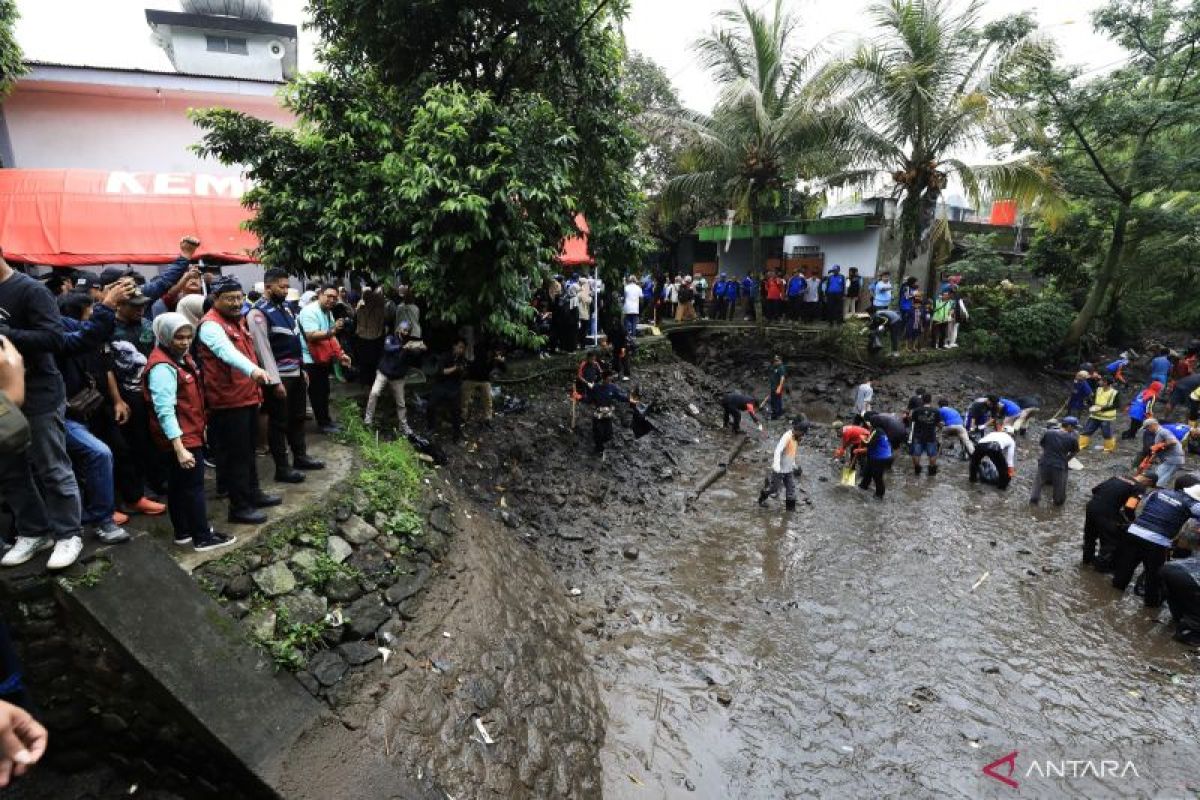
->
[266, 40, 285, 60]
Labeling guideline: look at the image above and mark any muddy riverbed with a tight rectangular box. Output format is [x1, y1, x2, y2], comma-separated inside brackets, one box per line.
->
[453, 348, 1200, 798]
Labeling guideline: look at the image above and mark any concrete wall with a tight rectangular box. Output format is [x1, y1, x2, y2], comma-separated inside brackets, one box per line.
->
[3, 84, 291, 174]
[782, 228, 884, 279]
[170, 28, 286, 82]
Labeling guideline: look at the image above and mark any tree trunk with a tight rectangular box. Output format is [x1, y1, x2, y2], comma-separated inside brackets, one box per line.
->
[896, 186, 921, 289]
[749, 191, 763, 280]
[1064, 202, 1130, 349]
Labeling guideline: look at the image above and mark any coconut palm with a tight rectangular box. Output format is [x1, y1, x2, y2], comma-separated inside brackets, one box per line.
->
[827, 0, 1058, 289]
[646, 0, 847, 277]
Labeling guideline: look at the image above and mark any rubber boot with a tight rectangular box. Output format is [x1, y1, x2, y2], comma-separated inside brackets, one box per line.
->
[914, 464, 923, 476]
[757, 490, 770, 507]
[1079, 435, 1091, 450]
[785, 497, 797, 511]
[928, 464, 938, 477]
[1104, 437, 1117, 453]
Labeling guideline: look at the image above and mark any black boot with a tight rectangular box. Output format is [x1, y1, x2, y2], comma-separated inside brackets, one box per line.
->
[757, 490, 770, 507]
[294, 456, 325, 471]
[275, 469, 305, 484]
[914, 464, 922, 475]
[785, 497, 796, 511]
[250, 492, 283, 508]
[928, 464, 938, 477]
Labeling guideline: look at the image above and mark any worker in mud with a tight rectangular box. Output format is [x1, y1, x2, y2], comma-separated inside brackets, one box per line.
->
[721, 391, 762, 434]
[857, 416, 894, 498]
[1134, 419, 1190, 470]
[1149, 347, 1173, 387]
[1160, 526, 1200, 645]
[970, 426, 1016, 491]
[865, 410, 906, 448]
[868, 308, 903, 357]
[908, 393, 942, 476]
[938, 399, 973, 458]
[575, 350, 604, 404]
[1123, 380, 1163, 439]
[758, 416, 810, 510]
[832, 419, 870, 485]
[853, 378, 873, 416]
[1112, 474, 1200, 609]
[591, 374, 627, 458]
[1079, 375, 1120, 452]
[1169, 368, 1200, 419]
[965, 396, 993, 433]
[768, 355, 787, 420]
[1140, 418, 1186, 488]
[1083, 472, 1154, 571]
[1104, 352, 1134, 386]
[1068, 370, 1094, 417]
[1003, 396, 1040, 436]
[1029, 417, 1080, 506]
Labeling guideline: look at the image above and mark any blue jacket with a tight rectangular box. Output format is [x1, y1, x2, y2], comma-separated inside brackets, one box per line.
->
[867, 428, 893, 459]
[1132, 489, 1200, 544]
[740, 276, 756, 297]
[938, 406, 964, 427]
[899, 286, 916, 312]
[998, 398, 1021, 417]
[1129, 391, 1156, 422]
[786, 275, 805, 297]
[823, 273, 845, 295]
[722, 281, 739, 300]
[1164, 423, 1191, 442]
[1068, 379, 1093, 409]
[1150, 355, 1172, 384]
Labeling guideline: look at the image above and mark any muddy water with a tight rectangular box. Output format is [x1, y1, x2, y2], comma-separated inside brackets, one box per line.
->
[594, 432, 1199, 798]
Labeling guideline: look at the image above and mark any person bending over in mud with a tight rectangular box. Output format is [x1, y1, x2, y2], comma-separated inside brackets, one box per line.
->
[759, 416, 809, 510]
[721, 391, 762, 434]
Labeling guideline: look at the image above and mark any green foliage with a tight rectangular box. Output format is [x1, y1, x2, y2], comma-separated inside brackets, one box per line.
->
[194, 0, 644, 345]
[0, 0, 24, 104]
[266, 608, 331, 672]
[335, 401, 425, 519]
[57, 558, 112, 591]
[996, 295, 1074, 362]
[948, 235, 1018, 284]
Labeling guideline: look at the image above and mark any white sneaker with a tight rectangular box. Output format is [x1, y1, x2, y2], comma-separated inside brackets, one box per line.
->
[47, 536, 84, 570]
[1, 536, 53, 567]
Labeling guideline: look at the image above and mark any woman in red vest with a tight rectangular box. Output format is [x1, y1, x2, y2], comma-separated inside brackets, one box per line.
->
[145, 312, 236, 552]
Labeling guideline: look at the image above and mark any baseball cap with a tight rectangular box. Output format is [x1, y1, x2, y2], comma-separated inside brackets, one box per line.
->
[99, 266, 136, 287]
[1061, 416, 1079, 427]
[73, 273, 102, 292]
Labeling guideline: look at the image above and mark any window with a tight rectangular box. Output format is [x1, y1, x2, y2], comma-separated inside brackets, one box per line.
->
[205, 35, 249, 55]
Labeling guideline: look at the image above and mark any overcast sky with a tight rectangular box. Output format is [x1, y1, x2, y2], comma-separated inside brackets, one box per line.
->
[15, 0, 1129, 114]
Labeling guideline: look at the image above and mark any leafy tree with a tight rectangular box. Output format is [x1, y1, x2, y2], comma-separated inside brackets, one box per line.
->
[646, 0, 846, 278]
[827, 0, 1057, 292]
[1016, 0, 1200, 348]
[1, 0, 25, 167]
[194, 0, 643, 343]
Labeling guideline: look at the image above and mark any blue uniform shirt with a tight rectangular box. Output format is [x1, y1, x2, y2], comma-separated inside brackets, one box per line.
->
[938, 406, 964, 427]
[1150, 355, 1172, 384]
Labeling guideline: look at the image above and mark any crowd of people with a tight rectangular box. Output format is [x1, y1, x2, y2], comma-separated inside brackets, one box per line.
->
[0, 237, 513, 571]
[737, 346, 1200, 648]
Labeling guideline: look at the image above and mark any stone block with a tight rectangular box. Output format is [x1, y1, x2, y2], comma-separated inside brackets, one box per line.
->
[339, 515, 378, 546]
[251, 562, 296, 597]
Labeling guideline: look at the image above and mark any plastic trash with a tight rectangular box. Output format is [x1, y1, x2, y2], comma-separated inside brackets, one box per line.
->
[473, 716, 495, 745]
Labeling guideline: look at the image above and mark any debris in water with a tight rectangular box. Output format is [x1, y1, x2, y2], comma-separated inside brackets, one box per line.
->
[324, 609, 344, 627]
[443, 631, 453, 638]
[971, 571, 990, 591]
[379, 647, 393, 664]
[128, 785, 138, 795]
[627, 774, 644, 786]
[473, 716, 495, 744]
[840, 745, 854, 753]
[684, 778, 696, 791]
[687, 403, 700, 417]
[568, 587, 583, 596]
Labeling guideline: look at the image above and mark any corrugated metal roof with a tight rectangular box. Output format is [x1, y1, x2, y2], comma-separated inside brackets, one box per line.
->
[23, 59, 285, 86]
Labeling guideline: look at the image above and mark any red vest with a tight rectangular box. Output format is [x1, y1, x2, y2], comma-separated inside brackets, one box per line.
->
[143, 347, 206, 451]
[197, 309, 262, 410]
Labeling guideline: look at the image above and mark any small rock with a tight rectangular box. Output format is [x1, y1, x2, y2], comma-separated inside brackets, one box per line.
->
[251, 563, 296, 597]
[334, 506, 352, 523]
[338, 640, 381, 666]
[278, 589, 328, 626]
[384, 566, 431, 605]
[289, 548, 320, 574]
[228, 600, 251, 619]
[245, 608, 277, 641]
[376, 617, 405, 644]
[713, 687, 733, 706]
[346, 595, 391, 639]
[295, 671, 320, 696]
[622, 546, 639, 561]
[428, 506, 458, 536]
[421, 529, 448, 558]
[982, 665, 1001, 674]
[339, 515, 379, 546]
[326, 536, 353, 564]
[559, 530, 585, 542]
[500, 510, 521, 529]
[324, 573, 363, 603]
[378, 534, 403, 553]
[308, 650, 349, 687]
[223, 574, 254, 600]
[684, 778, 696, 792]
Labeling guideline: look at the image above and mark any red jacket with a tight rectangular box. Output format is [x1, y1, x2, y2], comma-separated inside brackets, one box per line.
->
[197, 309, 262, 411]
[836, 425, 870, 455]
[765, 277, 785, 301]
[144, 347, 206, 451]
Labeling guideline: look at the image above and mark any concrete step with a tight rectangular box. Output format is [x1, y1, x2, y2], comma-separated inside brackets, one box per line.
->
[59, 538, 323, 797]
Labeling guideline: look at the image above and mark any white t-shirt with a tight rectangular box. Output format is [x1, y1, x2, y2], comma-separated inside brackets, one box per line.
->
[854, 383, 874, 414]
[803, 279, 820, 302]
[623, 283, 641, 315]
[668, 283, 679, 303]
[979, 431, 1016, 467]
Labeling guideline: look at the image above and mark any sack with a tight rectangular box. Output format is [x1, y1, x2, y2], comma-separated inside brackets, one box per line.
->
[0, 393, 30, 456]
[300, 321, 340, 366]
[67, 378, 105, 421]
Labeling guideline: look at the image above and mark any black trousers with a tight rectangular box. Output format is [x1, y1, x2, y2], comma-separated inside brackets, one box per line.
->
[969, 443, 1011, 490]
[1083, 505, 1126, 566]
[167, 447, 208, 541]
[592, 414, 614, 454]
[208, 406, 261, 514]
[825, 294, 843, 324]
[722, 406, 747, 432]
[304, 363, 333, 426]
[1030, 463, 1068, 505]
[120, 390, 165, 495]
[787, 296, 802, 320]
[88, 409, 141, 505]
[354, 336, 384, 387]
[1112, 532, 1170, 607]
[1160, 562, 1200, 636]
[859, 456, 892, 498]
[264, 376, 309, 472]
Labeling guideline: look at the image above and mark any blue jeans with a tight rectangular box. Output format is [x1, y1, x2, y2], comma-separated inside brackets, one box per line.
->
[624, 313, 639, 339]
[1081, 418, 1112, 439]
[65, 418, 115, 527]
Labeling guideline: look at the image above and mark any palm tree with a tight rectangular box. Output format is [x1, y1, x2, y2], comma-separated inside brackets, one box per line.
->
[827, 0, 1057, 290]
[646, 0, 846, 278]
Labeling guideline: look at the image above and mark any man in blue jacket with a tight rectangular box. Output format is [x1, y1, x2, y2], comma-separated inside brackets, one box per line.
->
[786, 271, 806, 321]
[722, 275, 739, 320]
[821, 265, 846, 326]
[1112, 474, 1200, 608]
[711, 274, 727, 321]
[740, 274, 757, 320]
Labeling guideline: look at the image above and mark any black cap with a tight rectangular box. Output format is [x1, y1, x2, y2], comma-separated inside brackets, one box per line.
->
[98, 266, 136, 287]
[72, 273, 102, 292]
[209, 275, 244, 297]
